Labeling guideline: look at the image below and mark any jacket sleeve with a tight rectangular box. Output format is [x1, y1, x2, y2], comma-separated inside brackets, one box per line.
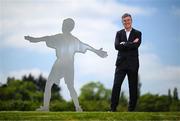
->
[124, 31, 142, 50]
[114, 32, 126, 51]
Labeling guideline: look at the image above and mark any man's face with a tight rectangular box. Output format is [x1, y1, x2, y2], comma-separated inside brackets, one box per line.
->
[122, 16, 132, 30]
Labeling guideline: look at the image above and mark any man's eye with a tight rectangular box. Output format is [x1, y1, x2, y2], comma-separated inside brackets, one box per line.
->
[124, 19, 131, 22]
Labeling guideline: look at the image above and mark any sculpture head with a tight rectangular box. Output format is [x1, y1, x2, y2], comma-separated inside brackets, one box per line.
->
[62, 18, 75, 34]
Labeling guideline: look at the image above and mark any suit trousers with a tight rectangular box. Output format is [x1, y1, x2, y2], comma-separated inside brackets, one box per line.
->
[111, 62, 139, 111]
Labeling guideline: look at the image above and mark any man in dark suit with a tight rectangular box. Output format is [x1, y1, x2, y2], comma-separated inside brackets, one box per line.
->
[111, 13, 142, 112]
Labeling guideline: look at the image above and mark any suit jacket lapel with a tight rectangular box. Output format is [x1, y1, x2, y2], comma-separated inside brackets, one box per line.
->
[122, 29, 128, 41]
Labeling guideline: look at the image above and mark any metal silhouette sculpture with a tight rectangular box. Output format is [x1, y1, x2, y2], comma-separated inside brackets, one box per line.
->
[24, 18, 108, 112]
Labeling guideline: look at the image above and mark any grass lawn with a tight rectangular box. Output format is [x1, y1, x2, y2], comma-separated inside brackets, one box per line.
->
[0, 111, 180, 121]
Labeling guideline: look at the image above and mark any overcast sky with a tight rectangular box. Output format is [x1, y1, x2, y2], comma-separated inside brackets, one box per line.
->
[0, 0, 180, 100]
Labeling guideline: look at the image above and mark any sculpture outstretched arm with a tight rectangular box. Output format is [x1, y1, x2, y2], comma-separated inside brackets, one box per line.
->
[91, 47, 108, 58]
[79, 42, 108, 58]
[24, 35, 50, 43]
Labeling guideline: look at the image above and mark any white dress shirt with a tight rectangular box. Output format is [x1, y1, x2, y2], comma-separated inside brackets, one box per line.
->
[125, 28, 132, 40]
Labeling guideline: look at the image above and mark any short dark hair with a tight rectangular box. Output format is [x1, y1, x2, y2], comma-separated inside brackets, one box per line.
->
[122, 13, 132, 20]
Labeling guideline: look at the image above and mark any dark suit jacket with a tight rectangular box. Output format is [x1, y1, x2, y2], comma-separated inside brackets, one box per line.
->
[115, 28, 142, 69]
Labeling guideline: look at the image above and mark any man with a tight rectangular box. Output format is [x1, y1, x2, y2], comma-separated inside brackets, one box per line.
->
[25, 18, 107, 112]
[111, 13, 142, 112]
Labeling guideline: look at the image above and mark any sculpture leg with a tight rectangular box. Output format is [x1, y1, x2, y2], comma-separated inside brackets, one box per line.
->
[65, 74, 82, 112]
[37, 62, 62, 111]
[67, 84, 82, 112]
[36, 75, 56, 111]
[44, 79, 54, 107]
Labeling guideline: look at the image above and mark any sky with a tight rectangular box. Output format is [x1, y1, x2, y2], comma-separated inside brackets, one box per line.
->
[0, 0, 180, 100]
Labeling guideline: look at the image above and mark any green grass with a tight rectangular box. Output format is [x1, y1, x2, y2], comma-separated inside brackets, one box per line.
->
[0, 111, 180, 121]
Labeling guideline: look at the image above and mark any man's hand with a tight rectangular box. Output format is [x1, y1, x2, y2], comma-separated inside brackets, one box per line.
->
[95, 48, 108, 58]
[133, 38, 139, 43]
[120, 42, 125, 45]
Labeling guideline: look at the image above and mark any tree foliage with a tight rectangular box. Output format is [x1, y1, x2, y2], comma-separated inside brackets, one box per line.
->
[0, 74, 63, 111]
[0, 75, 179, 111]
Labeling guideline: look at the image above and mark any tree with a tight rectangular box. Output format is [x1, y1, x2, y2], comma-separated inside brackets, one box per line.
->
[173, 87, 179, 101]
[79, 81, 111, 101]
[168, 89, 172, 105]
[117, 91, 128, 111]
[137, 93, 170, 112]
[79, 81, 111, 111]
[170, 87, 180, 111]
[0, 74, 64, 111]
[137, 75, 142, 98]
[22, 74, 63, 101]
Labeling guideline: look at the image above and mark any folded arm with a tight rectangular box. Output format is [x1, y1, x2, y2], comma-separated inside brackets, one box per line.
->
[115, 31, 141, 51]
[114, 32, 126, 51]
[123, 32, 141, 50]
